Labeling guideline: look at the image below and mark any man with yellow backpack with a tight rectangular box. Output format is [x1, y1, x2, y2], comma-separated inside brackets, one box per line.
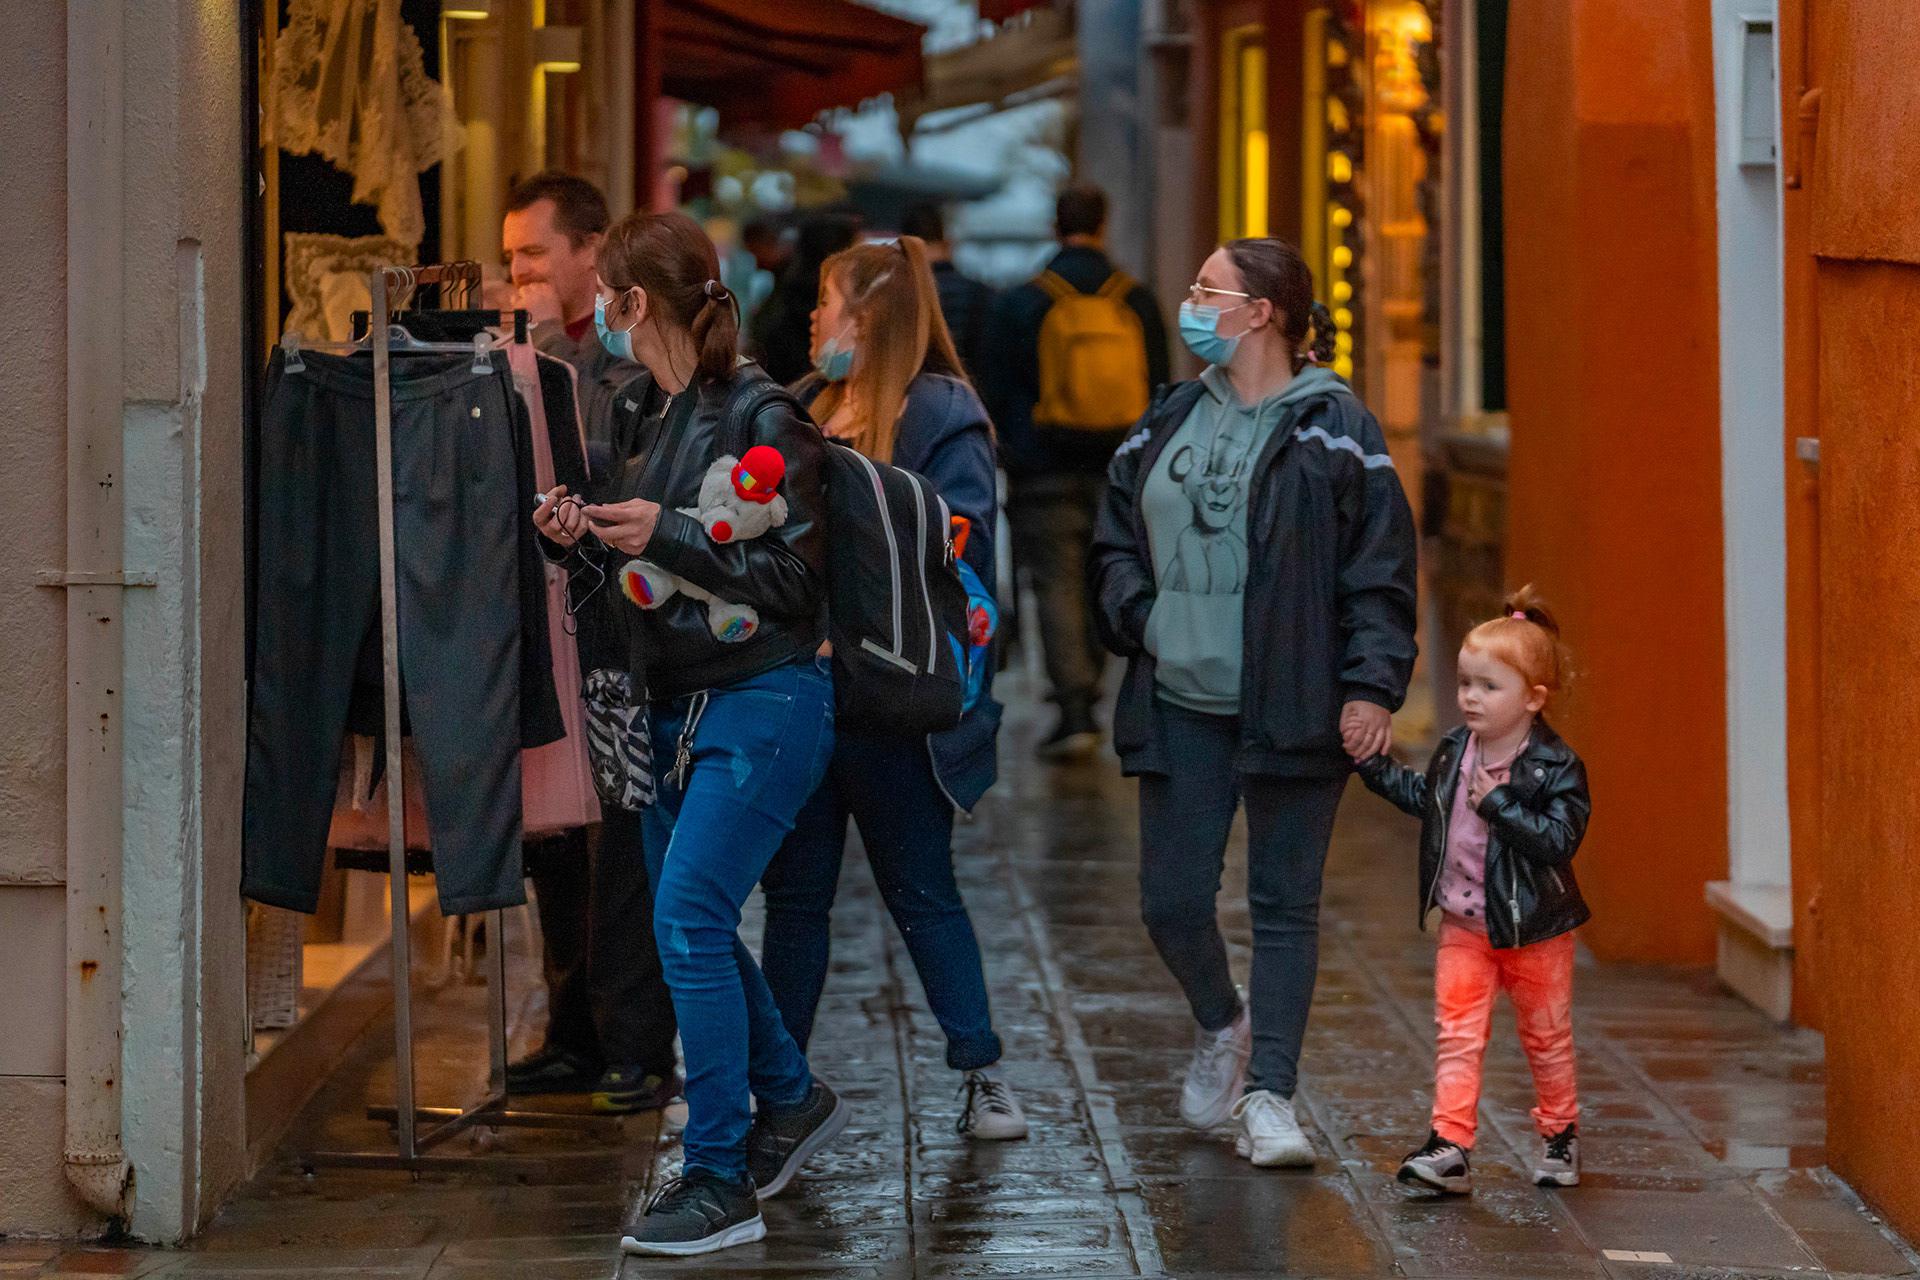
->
[985, 184, 1170, 759]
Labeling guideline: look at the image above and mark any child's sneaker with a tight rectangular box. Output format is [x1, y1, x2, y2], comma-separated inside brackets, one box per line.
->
[1534, 1124, 1580, 1187]
[1398, 1130, 1473, 1194]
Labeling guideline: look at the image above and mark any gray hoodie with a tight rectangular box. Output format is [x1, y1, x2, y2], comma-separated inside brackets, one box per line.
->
[1140, 363, 1351, 714]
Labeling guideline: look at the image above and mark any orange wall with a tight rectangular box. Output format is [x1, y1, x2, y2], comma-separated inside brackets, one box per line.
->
[1812, 261, 1920, 1243]
[1784, 0, 1920, 1241]
[1500, 0, 1726, 963]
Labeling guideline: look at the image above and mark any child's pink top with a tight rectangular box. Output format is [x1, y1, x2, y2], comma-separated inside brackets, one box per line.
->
[1437, 734, 1515, 930]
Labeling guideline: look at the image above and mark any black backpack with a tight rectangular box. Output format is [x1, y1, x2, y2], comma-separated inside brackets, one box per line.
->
[723, 379, 968, 736]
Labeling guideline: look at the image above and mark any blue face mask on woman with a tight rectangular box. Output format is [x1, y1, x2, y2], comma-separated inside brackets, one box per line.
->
[595, 292, 638, 362]
[814, 327, 856, 382]
[1177, 299, 1253, 367]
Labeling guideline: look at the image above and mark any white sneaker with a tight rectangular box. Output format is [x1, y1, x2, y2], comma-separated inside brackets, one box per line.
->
[1232, 1089, 1315, 1167]
[1179, 1004, 1251, 1129]
[958, 1070, 1029, 1141]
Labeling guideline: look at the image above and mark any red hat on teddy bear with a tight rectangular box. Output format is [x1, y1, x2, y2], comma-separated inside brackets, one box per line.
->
[730, 446, 786, 505]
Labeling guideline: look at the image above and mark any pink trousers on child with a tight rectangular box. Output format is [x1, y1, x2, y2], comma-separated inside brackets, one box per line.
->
[1432, 919, 1579, 1148]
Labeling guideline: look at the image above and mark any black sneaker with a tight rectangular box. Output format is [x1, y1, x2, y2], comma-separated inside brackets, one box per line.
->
[504, 1045, 601, 1095]
[592, 1065, 681, 1115]
[1036, 704, 1100, 762]
[745, 1080, 851, 1200]
[1398, 1129, 1473, 1194]
[619, 1168, 765, 1257]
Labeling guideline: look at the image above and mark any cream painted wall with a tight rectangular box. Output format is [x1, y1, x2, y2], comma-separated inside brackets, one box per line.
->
[0, 0, 248, 1241]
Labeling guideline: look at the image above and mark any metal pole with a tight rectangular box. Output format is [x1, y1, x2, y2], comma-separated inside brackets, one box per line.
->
[487, 909, 508, 1099]
[372, 270, 417, 1160]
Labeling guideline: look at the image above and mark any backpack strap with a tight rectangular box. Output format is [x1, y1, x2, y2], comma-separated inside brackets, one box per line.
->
[720, 371, 804, 458]
[1096, 271, 1136, 301]
[1035, 270, 1077, 303]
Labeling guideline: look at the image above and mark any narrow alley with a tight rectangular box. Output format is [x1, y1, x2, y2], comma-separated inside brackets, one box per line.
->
[7, 678, 1912, 1280]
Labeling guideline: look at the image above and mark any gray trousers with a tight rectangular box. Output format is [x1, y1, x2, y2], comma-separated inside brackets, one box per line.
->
[1138, 700, 1346, 1098]
[1008, 471, 1109, 708]
[244, 349, 527, 915]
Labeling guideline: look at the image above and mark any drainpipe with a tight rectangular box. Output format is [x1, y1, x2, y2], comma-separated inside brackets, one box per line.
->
[62, 0, 132, 1219]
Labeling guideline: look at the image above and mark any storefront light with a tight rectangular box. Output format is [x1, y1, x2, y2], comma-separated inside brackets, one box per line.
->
[1333, 245, 1354, 269]
[1333, 281, 1353, 303]
[1332, 207, 1353, 230]
[1329, 151, 1353, 184]
[534, 25, 583, 73]
[443, 0, 492, 18]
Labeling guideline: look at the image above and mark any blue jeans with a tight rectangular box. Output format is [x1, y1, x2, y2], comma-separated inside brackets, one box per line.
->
[760, 730, 1003, 1072]
[643, 658, 835, 1179]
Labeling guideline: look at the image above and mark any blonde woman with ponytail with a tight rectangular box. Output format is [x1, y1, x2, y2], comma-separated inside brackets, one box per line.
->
[534, 211, 846, 1257]
[758, 235, 1030, 1141]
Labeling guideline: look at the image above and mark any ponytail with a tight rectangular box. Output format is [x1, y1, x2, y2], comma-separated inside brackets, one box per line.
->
[1304, 300, 1337, 367]
[691, 278, 740, 384]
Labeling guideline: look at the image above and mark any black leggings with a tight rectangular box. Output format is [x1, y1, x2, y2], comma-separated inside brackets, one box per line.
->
[1138, 700, 1346, 1098]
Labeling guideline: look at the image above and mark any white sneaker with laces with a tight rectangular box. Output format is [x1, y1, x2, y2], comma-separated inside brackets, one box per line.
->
[958, 1069, 1029, 1141]
[1179, 1003, 1252, 1129]
[1232, 1089, 1315, 1167]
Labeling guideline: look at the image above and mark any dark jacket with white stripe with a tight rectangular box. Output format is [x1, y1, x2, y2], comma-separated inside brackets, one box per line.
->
[1088, 373, 1418, 777]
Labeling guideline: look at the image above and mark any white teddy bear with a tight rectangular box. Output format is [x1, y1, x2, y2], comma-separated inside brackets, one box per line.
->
[618, 445, 788, 644]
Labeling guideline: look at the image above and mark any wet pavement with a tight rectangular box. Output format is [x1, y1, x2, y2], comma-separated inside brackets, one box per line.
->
[14, 673, 1917, 1278]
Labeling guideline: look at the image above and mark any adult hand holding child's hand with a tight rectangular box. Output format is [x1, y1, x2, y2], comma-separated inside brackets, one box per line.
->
[1341, 700, 1392, 762]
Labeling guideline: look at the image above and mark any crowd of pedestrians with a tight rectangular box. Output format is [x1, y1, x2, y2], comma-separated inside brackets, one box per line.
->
[507, 172, 1595, 1258]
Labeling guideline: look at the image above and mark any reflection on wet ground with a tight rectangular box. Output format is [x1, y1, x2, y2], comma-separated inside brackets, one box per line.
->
[22, 674, 1916, 1278]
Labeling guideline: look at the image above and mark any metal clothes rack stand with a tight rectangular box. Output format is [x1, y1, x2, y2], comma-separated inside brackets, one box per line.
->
[298, 262, 618, 1171]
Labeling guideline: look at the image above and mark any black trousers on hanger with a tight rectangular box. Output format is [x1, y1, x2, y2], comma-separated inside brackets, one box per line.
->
[244, 349, 531, 915]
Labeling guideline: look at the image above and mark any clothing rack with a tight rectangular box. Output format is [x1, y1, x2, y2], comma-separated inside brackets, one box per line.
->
[296, 263, 616, 1172]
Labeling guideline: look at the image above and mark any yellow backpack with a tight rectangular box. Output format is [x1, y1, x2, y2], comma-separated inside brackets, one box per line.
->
[1033, 270, 1151, 431]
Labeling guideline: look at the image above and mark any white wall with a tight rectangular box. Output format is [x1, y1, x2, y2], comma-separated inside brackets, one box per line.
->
[0, 0, 248, 1240]
[1708, 0, 1790, 892]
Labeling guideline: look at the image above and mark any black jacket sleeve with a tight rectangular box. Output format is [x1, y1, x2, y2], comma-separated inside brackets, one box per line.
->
[1334, 407, 1420, 709]
[1477, 755, 1591, 868]
[981, 286, 1042, 471]
[642, 398, 827, 622]
[1356, 752, 1429, 818]
[1088, 419, 1156, 657]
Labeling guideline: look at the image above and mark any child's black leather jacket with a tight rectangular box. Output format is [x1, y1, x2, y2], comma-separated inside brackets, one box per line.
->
[1358, 720, 1592, 949]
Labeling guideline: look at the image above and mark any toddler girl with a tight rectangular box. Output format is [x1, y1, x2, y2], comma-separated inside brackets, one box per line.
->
[1358, 587, 1592, 1193]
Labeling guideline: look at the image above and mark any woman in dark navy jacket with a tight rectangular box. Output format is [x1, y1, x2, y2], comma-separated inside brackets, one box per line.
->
[758, 235, 1028, 1141]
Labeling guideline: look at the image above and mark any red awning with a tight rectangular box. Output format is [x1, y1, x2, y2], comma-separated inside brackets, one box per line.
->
[979, 0, 1052, 22]
[661, 0, 926, 130]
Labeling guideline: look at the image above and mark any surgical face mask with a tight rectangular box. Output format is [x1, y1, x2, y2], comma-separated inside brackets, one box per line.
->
[1178, 300, 1252, 367]
[595, 292, 638, 362]
[814, 325, 855, 382]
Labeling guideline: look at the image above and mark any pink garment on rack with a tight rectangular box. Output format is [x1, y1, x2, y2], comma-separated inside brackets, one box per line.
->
[512, 341, 601, 836]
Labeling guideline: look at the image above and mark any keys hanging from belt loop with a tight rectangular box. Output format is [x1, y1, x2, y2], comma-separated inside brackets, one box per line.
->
[672, 690, 710, 791]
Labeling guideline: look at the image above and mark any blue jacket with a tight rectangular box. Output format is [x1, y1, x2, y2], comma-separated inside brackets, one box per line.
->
[799, 372, 1004, 811]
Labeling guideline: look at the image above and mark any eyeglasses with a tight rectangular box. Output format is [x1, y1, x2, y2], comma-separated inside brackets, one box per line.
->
[1186, 283, 1255, 305]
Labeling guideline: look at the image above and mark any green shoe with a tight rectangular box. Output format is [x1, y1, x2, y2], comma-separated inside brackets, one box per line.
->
[592, 1065, 681, 1114]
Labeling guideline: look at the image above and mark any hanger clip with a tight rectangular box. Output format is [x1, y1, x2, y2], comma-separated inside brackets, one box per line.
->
[281, 330, 305, 373]
[470, 331, 492, 374]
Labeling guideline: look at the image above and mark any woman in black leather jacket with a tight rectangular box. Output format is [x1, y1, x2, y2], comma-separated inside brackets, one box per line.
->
[535, 211, 844, 1258]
